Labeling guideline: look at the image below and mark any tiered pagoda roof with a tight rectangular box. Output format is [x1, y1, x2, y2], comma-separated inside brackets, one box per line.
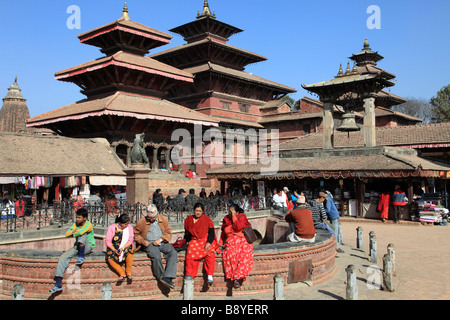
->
[78, 3, 172, 56]
[302, 39, 402, 109]
[28, 4, 218, 135]
[151, 0, 295, 127]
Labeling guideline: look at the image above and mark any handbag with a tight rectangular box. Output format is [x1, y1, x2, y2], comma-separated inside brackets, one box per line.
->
[243, 224, 258, 244]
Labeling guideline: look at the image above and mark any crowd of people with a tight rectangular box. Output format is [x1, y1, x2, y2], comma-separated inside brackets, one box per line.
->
[272, 186, 344, 253]
[48, 200, 254, 294]
[0, 192, 26, 218]
[152, 188, 223, 213]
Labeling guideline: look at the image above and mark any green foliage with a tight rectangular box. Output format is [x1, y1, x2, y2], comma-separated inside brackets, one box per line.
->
[430, 85, 450, 122]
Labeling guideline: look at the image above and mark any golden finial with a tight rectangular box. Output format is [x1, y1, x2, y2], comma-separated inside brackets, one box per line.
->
[121, 3, 130, 21]
[363, 38, 370, 50]
[345, 61, 351, 74]
[197, 0, 216, 19]
[337, 64, 343, 76]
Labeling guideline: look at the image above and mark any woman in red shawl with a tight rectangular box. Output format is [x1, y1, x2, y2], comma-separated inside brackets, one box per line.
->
[184, 202, 217, 286]
[218, 204, 254, 289]
[378, 190, 390, 223]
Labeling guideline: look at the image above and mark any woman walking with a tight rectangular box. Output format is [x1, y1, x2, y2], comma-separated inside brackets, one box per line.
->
[184, 202, 217, 286]
[105, 214, 134, 281]
[218, 204, 254, 289]
[378, 189, 390, 223]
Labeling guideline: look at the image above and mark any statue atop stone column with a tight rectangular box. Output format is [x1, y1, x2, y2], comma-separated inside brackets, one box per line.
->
[130, 133, 149, 166]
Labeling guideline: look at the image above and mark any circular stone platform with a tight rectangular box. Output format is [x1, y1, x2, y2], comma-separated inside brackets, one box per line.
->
[0, 215, 337, 300]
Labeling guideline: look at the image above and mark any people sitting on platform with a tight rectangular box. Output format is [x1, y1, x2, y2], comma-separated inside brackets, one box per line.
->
[308, 193, 336, 237]
[186, 169, 194, 179]
[308, 193, 344, 253]
[218, 204, 254, 289]
[184, 202, 217, 287]
[134, 205, 178, 289]
[49, 208, 95, 294]
[105, 214, 134, 281]
[285, 196, 316, 243]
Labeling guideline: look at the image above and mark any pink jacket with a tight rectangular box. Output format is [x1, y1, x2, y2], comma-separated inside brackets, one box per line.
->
[105, 224, 134, 248]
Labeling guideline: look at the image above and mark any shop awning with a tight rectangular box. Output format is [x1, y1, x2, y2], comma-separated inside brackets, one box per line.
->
[0, 177, 17, 184]
[206, 147, 450, 180]
[89, 176, 127, 186]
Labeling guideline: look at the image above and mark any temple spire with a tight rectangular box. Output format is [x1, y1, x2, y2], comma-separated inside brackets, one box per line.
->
[345, 61, 351, 74]
[363, 38, 370, 51]
[121, 3, 130, 21]
[3, 76, 26, 102]
[197, 0, 216, 19]
[337, 63, 343, 77]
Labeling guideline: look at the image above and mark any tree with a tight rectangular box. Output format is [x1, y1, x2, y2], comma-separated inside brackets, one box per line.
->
[391, 97, 435, 124]
[430, 84, 450, 123]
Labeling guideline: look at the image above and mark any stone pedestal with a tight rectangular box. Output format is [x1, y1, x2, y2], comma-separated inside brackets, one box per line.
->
[123, 164, 151, 205]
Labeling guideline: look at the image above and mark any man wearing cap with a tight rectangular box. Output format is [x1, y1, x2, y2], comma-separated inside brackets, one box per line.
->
[285, 196, 316, 243]
[134, 204, 178, 289]
[317, 192, 344, 253]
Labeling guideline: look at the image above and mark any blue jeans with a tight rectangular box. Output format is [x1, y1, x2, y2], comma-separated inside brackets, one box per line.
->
[330, 218, 342, 245]
[55, 235, 92, 278]
[315, 222, 339, 248]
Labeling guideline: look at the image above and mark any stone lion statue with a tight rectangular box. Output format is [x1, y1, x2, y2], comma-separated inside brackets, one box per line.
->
[130, 133, 149, 165]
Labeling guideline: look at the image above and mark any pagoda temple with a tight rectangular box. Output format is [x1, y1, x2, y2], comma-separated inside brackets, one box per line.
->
[0, 77, 30, 133]
[151, 0, 296, 130]
[301, 38, 402, 149]
[27, 4, 219, 176]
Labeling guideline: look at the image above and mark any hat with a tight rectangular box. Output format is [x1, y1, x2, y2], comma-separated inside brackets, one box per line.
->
[147, 204, 158, 218]
[296, 195, 306, 204]
[283, 187, 289, 191]
[179, 189, 186, 193]
[319, 192, 328, 198]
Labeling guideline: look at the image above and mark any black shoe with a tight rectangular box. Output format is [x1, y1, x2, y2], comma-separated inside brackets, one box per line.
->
[336, 248, 345, 253]
[160, 277, 175, 289]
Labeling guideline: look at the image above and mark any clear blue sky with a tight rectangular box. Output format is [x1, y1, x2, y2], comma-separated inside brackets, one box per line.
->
[1, 0, 449, 117]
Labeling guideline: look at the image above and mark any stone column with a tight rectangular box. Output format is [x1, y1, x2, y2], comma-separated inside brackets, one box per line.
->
[345, 265, 358, 300]
[123, 164, 151, 205]
[273, 273, 285, 300]
[323, 102, 334, 149]
[126, 146, 132, 167]
[183, 276, 194, 300]
[152, 147, 159, 171]
[165, 148, 171, 170]
[363, 96, 376, 147]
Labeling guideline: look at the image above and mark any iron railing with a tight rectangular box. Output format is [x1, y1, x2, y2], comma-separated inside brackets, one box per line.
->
[0, 195, 273, 233]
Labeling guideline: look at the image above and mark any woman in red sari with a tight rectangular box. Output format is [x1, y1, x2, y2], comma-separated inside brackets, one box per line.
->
[378, 190, 390, 223]
[218, 204, 254, 289]
[184, 202, 217, 286]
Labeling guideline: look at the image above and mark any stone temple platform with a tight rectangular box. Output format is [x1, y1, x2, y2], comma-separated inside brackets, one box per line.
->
[0, 212, 336, 300]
